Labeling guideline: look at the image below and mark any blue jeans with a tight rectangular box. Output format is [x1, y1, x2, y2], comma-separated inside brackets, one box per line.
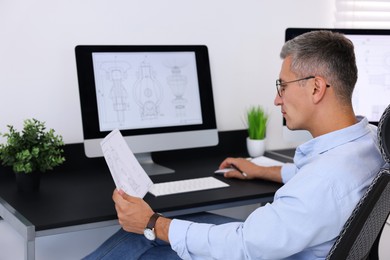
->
[82, 212, 239, 260]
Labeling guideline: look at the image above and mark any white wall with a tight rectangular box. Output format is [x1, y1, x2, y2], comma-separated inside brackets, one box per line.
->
[0, 0, 334, 150]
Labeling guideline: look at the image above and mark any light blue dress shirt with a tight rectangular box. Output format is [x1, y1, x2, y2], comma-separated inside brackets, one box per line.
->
[169, 117, 385, 259]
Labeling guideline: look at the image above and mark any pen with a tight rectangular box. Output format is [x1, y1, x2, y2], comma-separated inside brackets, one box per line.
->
[231, 164, 248, 178]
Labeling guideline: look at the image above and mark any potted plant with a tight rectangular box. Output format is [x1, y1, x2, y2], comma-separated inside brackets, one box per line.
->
[0, 118, 65, 192]
[246, 106, 268, 157]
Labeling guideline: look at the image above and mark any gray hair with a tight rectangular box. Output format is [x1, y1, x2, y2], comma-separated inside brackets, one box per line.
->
[280, 30, 358, 104]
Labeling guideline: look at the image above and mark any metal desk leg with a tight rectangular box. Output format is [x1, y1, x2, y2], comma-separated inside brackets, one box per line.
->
[26, 238, 35, 260]
[0, 197, 36, 260]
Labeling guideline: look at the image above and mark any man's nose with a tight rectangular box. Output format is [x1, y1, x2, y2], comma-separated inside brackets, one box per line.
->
[274, 93, 282, 106]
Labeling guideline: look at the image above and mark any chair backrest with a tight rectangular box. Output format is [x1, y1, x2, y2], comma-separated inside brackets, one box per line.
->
[327, 104, 390, 260]
[378, 104, 390, 165]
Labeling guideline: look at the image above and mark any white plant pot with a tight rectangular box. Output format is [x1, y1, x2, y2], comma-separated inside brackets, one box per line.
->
[246, 137, 266, 158]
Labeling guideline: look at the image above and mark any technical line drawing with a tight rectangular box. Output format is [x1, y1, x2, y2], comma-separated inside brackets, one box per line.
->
[367, 53, 390, 91]
[372, 105, 387, 121]
[133, 58, 163, 119]
[352, 38, 390, 121]
[102, 145, 142, 195]
[98, 61, 131, 126]
[165, 59, 189, 117]
[93, 51, 203, 131]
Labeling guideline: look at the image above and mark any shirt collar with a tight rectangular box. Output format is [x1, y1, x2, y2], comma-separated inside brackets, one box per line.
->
[294, 116, 371, 162]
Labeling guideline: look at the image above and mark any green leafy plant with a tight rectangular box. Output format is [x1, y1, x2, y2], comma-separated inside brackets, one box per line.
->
[246, 106, 268, 140]
[0, 118, 65, 174]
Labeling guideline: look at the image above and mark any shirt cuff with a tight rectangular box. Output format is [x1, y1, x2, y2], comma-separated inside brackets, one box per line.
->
[169, 219, 193, 259]
[281, 163, 297, 183]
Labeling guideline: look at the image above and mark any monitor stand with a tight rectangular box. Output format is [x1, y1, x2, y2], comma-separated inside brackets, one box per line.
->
[135, 152, 175, 176]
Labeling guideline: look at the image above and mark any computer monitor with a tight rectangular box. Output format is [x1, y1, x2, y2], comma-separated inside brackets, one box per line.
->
[283, 28, 390, 142]
[75, 45, 218, 175]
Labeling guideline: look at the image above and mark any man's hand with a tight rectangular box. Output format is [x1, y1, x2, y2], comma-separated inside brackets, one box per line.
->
[219, 157, 283, 183]
[219, 157, 257, 179]
[113, 189, 154, 234]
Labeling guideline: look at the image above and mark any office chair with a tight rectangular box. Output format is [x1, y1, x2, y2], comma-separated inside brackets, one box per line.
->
[326, 104, 390, 260]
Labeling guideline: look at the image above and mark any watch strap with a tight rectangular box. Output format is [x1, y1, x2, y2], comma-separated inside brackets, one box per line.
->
[146, 212, 162, 229]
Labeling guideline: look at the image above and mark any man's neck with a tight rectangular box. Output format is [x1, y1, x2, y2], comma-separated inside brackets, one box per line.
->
[309, 105, 356, 138]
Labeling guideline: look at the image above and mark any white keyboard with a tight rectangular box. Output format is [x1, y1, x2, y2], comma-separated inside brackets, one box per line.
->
[149, 177, 229, 197]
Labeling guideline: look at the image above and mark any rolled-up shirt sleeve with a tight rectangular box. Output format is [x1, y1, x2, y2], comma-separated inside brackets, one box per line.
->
[169, 219, 246, 259]
[169, 219, 192, 259]
[281, 163, 297, 183]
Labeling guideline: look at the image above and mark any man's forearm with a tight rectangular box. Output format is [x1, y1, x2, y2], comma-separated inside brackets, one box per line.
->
[155, 217, 172, 242]
[256, 166, 283, 183]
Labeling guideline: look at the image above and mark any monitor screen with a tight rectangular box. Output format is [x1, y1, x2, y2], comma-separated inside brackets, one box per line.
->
[75, 45, 218, 175]
[283, 28, 390, 143]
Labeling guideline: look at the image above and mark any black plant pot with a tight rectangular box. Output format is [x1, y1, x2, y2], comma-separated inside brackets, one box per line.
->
[15, 172, 41, 192]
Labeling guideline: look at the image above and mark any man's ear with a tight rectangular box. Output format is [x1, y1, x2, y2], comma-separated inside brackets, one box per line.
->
[312, 76, 327, 104]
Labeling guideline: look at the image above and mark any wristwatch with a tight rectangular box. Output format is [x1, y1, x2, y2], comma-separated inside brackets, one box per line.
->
[144, 212, 162, 241]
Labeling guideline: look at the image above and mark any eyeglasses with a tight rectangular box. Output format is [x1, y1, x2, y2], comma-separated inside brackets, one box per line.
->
[275, 76, 315, 97]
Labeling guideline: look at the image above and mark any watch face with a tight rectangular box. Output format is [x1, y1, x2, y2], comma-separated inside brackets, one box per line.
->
[144, 228, 156, 241]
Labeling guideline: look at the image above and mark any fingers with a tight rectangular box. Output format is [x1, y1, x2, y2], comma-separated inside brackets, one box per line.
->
[223, 169, 247, 179]
[219, 157, 239, 169]
[219, 157, 255, 180]
[113, 189, 127, 204]
[113, 189, 141, 204]
[113, 190, 130, 214]
[112, 189, 154, 234]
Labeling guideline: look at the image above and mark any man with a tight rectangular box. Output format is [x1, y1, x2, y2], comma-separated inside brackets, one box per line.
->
[83, 30, 385, 259]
